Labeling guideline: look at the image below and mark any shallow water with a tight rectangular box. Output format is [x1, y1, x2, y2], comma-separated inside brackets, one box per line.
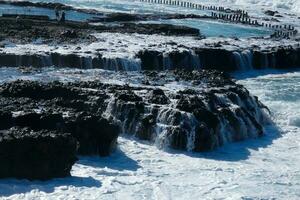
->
[236, 70, 300, 132]
[18, 0, 210, 15]
[140, 18, 272, 38]
[0, 68, 299, 199]
[0, 1, 273, 38]
[25, 0, 300, 14]
[0, 4, 95, 21]
[22, 0, 300, 31]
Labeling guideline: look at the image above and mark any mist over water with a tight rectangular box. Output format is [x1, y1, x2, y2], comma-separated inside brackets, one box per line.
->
[236, 70, 300, 131]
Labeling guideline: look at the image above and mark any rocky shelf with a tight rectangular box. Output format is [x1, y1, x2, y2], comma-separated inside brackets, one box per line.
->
[0, 16, 201, 45]
[0, 127, 78, 180]
[0, 45, 299, 71]
[0, 70, 270, 157]
[0, 7, 299, 72]
[0, 16, 299, 71]
[0, 0, 295, 181]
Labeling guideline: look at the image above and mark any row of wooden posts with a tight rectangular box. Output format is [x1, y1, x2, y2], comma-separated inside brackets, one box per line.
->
[211, 11, 297, 38]
[211, 11, 295, 30]
[272, 30, 298, 38]
[211, 12, 256, 25]
[139, 0, 227, 12]
[139, 0, 249, 17]
[139, 0, 298, 38]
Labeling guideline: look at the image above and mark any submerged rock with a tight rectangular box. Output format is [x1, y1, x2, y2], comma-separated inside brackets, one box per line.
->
[0, 127, 78, 180]
[264, 10, 278, 16]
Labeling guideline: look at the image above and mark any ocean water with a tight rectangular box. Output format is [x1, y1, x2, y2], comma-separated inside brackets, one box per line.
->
[0, 0, 299, 199]
[2, 0, 297, 38]
[0, 0, 277, 38]
[236, 70, 300, 134]
[0, 3, 272, 38]
[0, 4, 93, 21]
[0, 68, 299, 199]
[140, 19, 272, 38]
[26, 0, 300, 14]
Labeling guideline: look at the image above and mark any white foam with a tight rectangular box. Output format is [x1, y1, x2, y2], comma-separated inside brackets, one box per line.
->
[0, 69, 300, 200]
[1, 32, 298, 60]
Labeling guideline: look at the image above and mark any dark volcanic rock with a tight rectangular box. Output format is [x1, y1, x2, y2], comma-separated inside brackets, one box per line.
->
[147, 89, 170, 105]
[138, 50, 163, 70]
[120, 23, 200, 36]
[0, 15, 201, 45]
[0, 111, 12, 130]
[0, 70, 270, 153]
[103, 13, 141, 22]
[0, 127, 78, 180]
[60, 30, 78, 38]
[264, 10, 278, 16]
[1, 45, 299, 71]
[0, 80, 120, 157]
[65, 114, 119, 156]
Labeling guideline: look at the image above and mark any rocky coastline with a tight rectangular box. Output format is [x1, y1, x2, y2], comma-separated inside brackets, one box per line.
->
[0, 70, 271, 179]
[0, 1, 297, 181]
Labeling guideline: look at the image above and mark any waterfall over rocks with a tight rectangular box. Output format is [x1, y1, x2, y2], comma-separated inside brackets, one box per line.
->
[0, 46, 299, 71]
[0, 70, 271, 152]
[233, 50, 253, 70]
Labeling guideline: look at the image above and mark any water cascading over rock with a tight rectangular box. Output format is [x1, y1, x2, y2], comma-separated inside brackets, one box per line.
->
[1, 46, 299, 71]
[101, 70, 271, 151]
[0, 70, 271, 153]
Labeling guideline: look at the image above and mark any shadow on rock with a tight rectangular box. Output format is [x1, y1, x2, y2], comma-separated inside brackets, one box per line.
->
[77, 148, 141, 172]
[167, 125, 281, 162]
[0, 176, 101, 197]
[232, 69, 296, 80]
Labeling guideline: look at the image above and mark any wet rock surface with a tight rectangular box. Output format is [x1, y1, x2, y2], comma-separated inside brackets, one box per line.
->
[137, 47, 300, 71]
[0, 17, 96, 44]
[0, 45, 299, 71]
[0, 127, 78, 180]
[0, 70, 270, 154]
[0, 80, 120, 157]
[0, 16, 201, 44]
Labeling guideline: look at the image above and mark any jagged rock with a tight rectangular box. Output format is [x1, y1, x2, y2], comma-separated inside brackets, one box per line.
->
[138, 50, 163, 70]
[0, 111, 12, 130]
[0, 127, 78, 180]
[0, 81, 120, 157]
[193, 123, 218, 152]
[116, 90, 143, 102]
[0, 80, 82, 100]
[176, 95, 206, 112]
[148, 89, 170, 105]
[60, 30, 78, 38]
[9, 111, 120, 157]
[65, 114, 119, 156]
[264, 10, 278, 16]
[136, 114, 156, 140]
[104, 13, 140, 22]
[167, 127, 188, 150]
[0, 70, 270, 153]
[0, 47, 299, 71]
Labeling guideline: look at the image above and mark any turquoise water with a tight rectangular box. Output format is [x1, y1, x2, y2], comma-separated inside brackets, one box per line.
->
[1, 0, 272, 38]
[18, 0, 211, 15]
[141, 19, 272, 37]
[0, 4, 94, 21]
